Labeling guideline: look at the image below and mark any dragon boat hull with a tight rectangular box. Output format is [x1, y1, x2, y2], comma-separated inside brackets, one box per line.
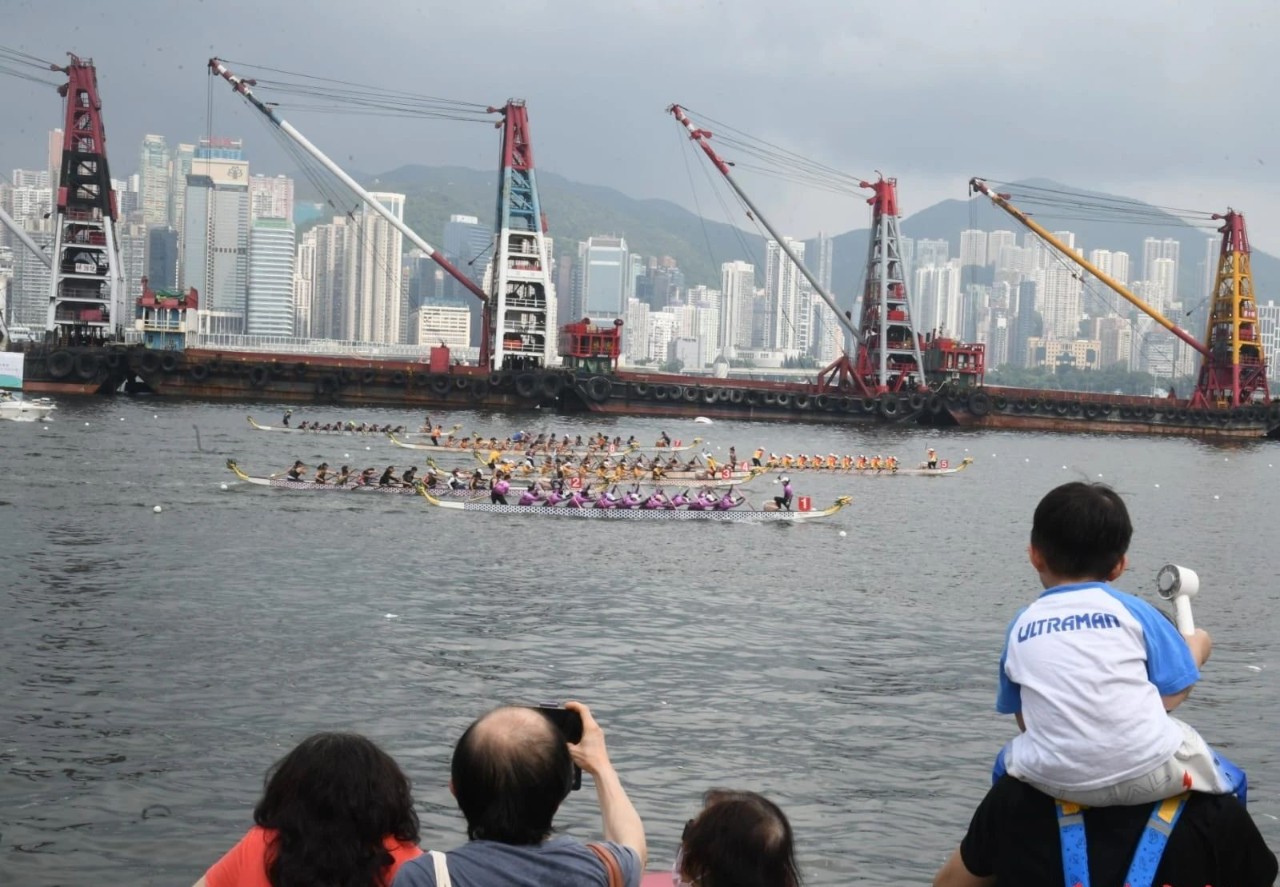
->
[418, 489, 850, 522]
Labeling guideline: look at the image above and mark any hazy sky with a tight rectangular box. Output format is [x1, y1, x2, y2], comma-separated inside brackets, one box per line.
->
[5, 0, 1280, 250]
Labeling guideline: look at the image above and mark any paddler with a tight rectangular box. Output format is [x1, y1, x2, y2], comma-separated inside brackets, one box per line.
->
[358, 467, 376, 486]
[313, 462, 331, 484]
[378, 465, 398, 487]
[489, 472, 511, 505]
[400, 466, 418, 486]
[753, 447, 764, 467]
[656, 430, 671, 448]
[286, 460, 306, 482]
[281, 409, 292, 427]
[773, 475, 794, 511]
[335, 465, 351, 486]
[870, 455, 882, 471]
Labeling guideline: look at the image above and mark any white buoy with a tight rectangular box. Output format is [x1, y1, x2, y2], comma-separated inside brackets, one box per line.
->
[84, 422, 90, 426]
[1025, 458, 1030, 462]
[838, 530, 847, 538]
[1062, 465, 1067, 469]
[344, 453, 351, 458]
[1213, 494, 1220, 500]
[153, 414, 158, 419]
[153, 505, 162, 513]
[220, 483, 229, 491]
[365, 446, 371, 450]
[120, 417, 125, 421]
[1154, 483, 1160, 488]
[384, 613, 399, 619]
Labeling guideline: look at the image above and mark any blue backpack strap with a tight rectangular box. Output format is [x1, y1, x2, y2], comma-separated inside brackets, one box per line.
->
[1123, 793, 1189, 887]
[1055, 800, 1090, 887]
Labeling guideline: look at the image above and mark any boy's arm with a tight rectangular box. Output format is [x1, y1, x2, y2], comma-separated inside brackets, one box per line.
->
[1162, 628, 1213, 711]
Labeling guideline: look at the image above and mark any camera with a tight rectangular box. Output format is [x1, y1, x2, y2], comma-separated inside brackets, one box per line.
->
[534, 705, 584, 791]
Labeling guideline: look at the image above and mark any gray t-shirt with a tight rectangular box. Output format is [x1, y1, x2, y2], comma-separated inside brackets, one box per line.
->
[392, 836, 642, 887]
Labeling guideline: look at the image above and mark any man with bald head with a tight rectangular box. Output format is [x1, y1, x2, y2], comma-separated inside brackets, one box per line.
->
[394, 701, 646, 886]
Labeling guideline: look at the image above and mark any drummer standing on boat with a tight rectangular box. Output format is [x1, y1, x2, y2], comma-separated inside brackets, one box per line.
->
[926, 448, 939, 469]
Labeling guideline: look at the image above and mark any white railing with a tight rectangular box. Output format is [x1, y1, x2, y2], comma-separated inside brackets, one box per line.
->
[178, 331, 481, 363]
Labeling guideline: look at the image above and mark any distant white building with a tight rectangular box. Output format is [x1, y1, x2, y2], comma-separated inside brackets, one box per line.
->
[959, 229, 987, 268]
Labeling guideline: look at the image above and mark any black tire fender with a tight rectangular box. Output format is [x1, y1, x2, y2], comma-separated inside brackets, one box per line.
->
[969, 392, 992, 417]
[75, 352, 100, 380]
[249, 365, 270, 388]
[587, 376, 612, 403]
[189, 363, 211, 382]
[515, 373, 539, 398]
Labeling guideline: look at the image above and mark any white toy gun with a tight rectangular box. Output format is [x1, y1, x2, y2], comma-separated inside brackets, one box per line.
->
[1156, 563, 1199, 634]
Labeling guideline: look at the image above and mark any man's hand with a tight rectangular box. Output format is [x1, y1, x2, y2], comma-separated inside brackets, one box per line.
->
[565, 700, 612, 777]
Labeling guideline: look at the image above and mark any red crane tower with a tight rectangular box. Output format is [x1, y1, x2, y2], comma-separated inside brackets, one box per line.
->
[47, 54, 122, 345]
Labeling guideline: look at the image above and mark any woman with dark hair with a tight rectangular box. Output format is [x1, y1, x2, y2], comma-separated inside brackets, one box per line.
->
[193, 732, 422, 887]
[674, 789, 800, 887]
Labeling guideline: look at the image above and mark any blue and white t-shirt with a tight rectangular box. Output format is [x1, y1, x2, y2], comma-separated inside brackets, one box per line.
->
[997, 581, 1199, 791]
[392, 837, 642, 887]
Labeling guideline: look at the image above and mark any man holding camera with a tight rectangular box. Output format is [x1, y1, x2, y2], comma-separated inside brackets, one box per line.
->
[394, 701, 646, 887]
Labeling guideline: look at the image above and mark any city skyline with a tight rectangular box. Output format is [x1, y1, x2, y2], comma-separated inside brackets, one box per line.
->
[3, 123, 1278, 383]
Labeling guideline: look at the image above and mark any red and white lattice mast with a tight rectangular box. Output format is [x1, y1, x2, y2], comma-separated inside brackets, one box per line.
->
[47, 54, 123, 344]
[489, 101, 556, 370]
[847, 178, 928, 394]
[669, 105, 932, 398]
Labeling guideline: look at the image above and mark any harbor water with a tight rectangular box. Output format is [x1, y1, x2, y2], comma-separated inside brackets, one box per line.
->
[2, 399, 1278, 885]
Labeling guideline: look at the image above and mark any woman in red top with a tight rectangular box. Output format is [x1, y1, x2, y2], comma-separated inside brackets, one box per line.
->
[193, 732, 422, 887]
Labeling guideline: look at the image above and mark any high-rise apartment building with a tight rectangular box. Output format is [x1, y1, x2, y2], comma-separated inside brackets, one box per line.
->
[298, 219, 353, 340]
[183, 144, 250, 332]
[247, 218, 296, 336]
[1142, 237, 1179, 285]
[959, 229, 988, 267]
[47, 128, 63, 190]
[139, 134, 171, 227]
[294, 232, 315, 339]
[117, 221, 148, 305]
[915, 238, 949, 268]
[719, 260, 755, 359]
[1257, 301, 1279, 385]
[1036, 264, 1083, 340]
[9, 224, 53, 328]
[987, 230, 1017, 266]
[249, 174, 295, 222]
[764, 237, 804, 351]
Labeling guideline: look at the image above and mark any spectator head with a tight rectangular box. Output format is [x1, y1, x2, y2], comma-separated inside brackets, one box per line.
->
[451, 706, 574, 845]
[677, 789, 799, 887]
[253, 732, 419, 885]
[1031, 482, 1132, 581]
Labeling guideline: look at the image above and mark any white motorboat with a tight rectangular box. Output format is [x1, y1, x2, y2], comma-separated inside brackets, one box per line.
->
[1, 354, 56, 422]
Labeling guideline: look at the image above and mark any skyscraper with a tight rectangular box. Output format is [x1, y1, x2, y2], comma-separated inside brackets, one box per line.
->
[294, 231, 315, 339]
[183, 144, 250, 332]
[442, 213, 491, 343]
[247, 218, 296, 336]
[348, 193, 405, 344]
[168, 143, 195, 231]
[915, 238, 949, 268]
[582, 236, 628, 318]
[139, 134, 171, 227]
[147, 227, 179, 290]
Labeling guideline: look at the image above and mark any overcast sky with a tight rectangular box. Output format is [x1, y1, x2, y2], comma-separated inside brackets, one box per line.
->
[5, 0, 1280, 250]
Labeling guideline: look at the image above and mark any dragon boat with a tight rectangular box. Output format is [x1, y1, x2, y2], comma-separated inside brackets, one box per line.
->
[389, 432, 704, 455]
[247, 416, 462, 436]
[225, 459, 483, 497]
[468, 452, 765, 484]
[418, 486, 851, 522]
[758, 456, 975, 476]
